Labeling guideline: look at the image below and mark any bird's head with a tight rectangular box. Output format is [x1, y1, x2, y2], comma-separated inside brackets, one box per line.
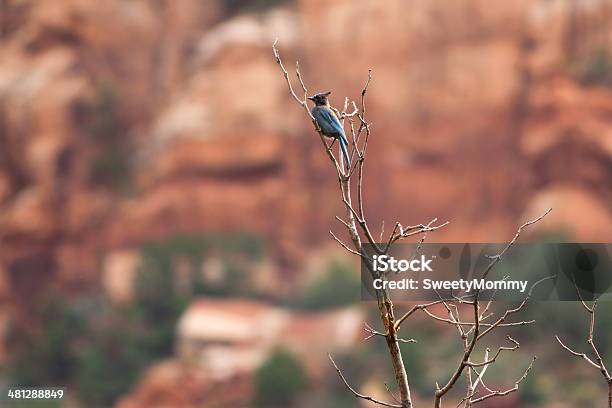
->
[308, 91, 331, 106]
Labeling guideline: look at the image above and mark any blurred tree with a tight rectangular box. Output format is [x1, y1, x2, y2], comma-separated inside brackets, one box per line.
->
[75, 330, 145, 407]
[294, 260, 360, 310]
[399, 341, 430, 395]
[519, 372, 546, 405]
[3, 232, 266, 406]
[222, 0, 292, 16]
[80, 80, 133, 191]
[4, 297, 85, 387]
[74, 233, 264, 405]
[254, 348, 308, 407]
[577, 49, 612, 87]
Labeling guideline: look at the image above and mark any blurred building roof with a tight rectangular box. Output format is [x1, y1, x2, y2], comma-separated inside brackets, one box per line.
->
[176, 297, 363, 380]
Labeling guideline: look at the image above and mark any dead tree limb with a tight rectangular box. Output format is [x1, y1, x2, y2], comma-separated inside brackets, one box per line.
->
[556, 298, 612, 407]
[272, 40, 549, 408]
[273, 38, 432, 408]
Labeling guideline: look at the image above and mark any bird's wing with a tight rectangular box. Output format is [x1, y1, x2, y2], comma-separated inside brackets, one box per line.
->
[315, 108, 345, 136]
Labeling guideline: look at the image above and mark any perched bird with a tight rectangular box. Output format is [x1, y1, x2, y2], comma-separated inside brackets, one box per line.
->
[308, 91, 351, 170]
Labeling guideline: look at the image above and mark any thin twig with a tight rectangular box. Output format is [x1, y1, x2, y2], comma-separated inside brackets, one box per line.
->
[329, 354, 403, 408]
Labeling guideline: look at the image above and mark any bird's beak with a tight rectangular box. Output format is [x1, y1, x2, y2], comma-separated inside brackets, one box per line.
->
[307, 96, 315, 101]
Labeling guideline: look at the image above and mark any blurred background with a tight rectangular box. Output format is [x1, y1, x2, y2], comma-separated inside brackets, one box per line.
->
[1, 0, 611, 407]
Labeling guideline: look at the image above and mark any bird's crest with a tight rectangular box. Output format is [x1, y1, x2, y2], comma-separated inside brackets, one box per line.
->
[308, 91, 332, 106]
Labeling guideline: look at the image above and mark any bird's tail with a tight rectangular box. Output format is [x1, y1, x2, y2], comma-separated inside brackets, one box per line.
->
[339, 134, 351, 171]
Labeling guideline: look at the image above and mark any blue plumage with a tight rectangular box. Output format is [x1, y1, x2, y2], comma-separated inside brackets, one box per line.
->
[308, 92, 351, 170]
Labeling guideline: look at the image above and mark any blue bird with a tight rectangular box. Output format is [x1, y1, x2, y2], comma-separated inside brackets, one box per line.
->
[308, 91, 351, 170]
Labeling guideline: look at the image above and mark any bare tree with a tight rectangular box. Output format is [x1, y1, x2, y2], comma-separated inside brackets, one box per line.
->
[272, 40, 550, 408]
[556, 293, 612, 407]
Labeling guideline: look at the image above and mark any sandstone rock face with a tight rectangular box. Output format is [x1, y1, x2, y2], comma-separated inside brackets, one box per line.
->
[1, 0, 612, 407]
[523, 184, 612, 240]
[116, 360, 252, 408]
[1, 0, 611, 387]
[294, 0, 612, 244]
[0, 0, 221, 296]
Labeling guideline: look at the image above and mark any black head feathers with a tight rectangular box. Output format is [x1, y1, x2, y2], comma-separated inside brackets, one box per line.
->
[308, 91, 332, 105]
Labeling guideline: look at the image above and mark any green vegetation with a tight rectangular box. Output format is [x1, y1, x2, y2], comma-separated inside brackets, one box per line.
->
[3, 232, 266, 407]
[4, 402, 63, 408]
[4, 297, 85, 387]
[222, 0, 292, 16]
[74, 327, 147, 407]
[82, 81, 132, 192]
[575, 49, 612, 88]
[519, 372, 546, 405]
[142, 233, 263, 262]
[85, 81, 121, 140]
[399, 340, 430, 394]
[254, 349, 308, 407]
[294, 260, 360, 310]
[6, 283, 182, 407]
[88, 150, 131, 191]
[140, 232, 264, 298]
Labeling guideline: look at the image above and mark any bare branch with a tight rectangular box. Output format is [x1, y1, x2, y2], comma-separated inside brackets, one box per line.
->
[383, 218, 450, 253]
[295, 60, 308, 99]
[330, 230, 363, 257]
[472, 348, 490, 390]
[273, 42, 415, 407]
[273, 39, 307, 106]
[470, 357, 536, 405]
[385, 383, 403, 405]
[433, 209, 551, 408]
[335, 215, 351, 229]
[329, 354, 403, 408]
[272, 40, 342, 175]
[274, 40, 545, 408]
[364, 323, 416, 344]
[467, 336, 520, 368]
[421, 308, 534, 329]
[555, 335, 602, 370]
[480, 208, 552, 281]
[477, 275, 554, 340]
[556, 300, 612, 389]
[394, 300, 447, 331]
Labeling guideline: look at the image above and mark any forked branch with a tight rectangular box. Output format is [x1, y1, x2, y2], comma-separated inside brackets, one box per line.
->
[556, 299, 612, 407]
[273, 39, 549, 408]
[273, 39, 415, 408]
